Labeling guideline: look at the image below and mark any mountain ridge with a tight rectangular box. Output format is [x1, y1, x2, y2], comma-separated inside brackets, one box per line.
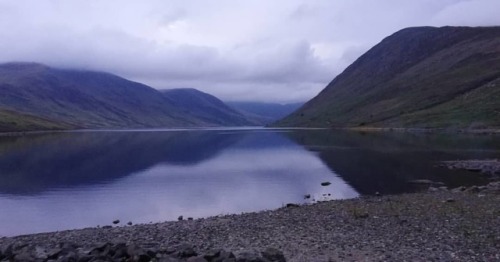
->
[0, 62, 256, 131]
[275, 26, 500, 129]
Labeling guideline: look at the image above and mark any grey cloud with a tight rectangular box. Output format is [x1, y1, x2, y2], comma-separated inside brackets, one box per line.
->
[0, 0, 499, 102]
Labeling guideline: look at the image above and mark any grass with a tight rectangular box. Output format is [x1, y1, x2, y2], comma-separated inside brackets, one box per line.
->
[0, 108, 74, 133]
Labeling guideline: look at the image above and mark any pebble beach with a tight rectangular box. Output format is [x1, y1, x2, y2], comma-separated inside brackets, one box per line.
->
[1, 182, 499, 261]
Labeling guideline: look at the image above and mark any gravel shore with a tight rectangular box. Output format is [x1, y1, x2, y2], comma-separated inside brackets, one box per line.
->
[1, 183, 499, 261]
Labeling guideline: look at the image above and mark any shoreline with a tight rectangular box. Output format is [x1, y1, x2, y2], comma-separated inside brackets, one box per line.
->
[335, 126, 500, 134]
[2, 126, 500, 137]
[1, 183, 499, 261]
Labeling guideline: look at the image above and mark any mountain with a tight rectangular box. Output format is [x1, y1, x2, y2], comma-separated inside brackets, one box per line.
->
[0, 63, 254, 131]
[275, 26, 500, 129]
[161, 88, 256, 126]
[0, 109, 75, 133]
[225, 101, 304, 124]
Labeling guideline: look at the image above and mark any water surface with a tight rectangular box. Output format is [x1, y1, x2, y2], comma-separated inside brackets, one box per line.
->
[0, 128, 498, 236]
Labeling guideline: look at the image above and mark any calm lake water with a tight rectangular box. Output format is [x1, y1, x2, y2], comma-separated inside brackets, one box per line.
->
[0, 128, 499, 236]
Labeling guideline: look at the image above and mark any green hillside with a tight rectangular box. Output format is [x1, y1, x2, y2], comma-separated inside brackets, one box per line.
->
[275, 26, 500, 129]
[0, 109, 75, 132]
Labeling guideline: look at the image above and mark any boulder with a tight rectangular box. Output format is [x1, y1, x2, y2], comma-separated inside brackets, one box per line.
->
[261, 247, 286, 262]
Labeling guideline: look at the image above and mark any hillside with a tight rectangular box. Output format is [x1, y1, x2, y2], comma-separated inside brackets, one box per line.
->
[161, 88, 256, 126]
[0, 63, 254, 131]
[225, 101, 303, 124]
[0, 109, 75, 133]
[275, 26, 500, 129]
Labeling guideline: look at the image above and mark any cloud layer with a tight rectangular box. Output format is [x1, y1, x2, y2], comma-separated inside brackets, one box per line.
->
[1, 0, 499, 102]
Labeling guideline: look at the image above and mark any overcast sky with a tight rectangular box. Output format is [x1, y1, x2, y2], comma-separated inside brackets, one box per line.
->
[1, 0, 499, 102]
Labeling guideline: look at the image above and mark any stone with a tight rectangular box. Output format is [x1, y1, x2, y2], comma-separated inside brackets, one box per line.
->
[464, 186, 479, 193]
[304, 194, 311, 199]
[212, 250, 236, 262]
[445, 198, 455, 203]
[14, 251, 33, 261]
[203, 249, 221, 260]
[127, 221, 133, 226]
[286, 203, 299, 208]
[261, 247, 286, 262]
[113, 219, 120, 224]
[0, 243, 14, 260]
[175, 243, 197, 258]
[47, 248, 63, 259]
[235, 251, 266, 262]
[34, 245, 48, 260]
[112, 243, 128, 259]
[408, 179, 433, 185]
[178, 216, 184, 221]
[452, 186, 466, 193]
[428, 187, 439, 192]
[188, 217, 194, 221]
[187, 256, 209, 262]
[321, 182, 331, 186]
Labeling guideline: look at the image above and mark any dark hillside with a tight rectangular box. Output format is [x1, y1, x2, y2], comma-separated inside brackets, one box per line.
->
[275, 26, 500, 129]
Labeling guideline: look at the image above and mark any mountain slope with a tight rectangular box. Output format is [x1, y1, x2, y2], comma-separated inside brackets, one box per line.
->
[0, 63, 253, 129]
[161, 88, 257, 126]
[225, 101, 303, 124]
[275, 26, 500, 129]
[0, 109, 75, 132]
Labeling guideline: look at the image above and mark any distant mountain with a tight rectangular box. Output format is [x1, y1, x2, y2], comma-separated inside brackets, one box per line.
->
[226, 101, 304, 124]
[275, 26, 500, 129]
[0, 63, 254, 131]
[161, 88, 257, 126]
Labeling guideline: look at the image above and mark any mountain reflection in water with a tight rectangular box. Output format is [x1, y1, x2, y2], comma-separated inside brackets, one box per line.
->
[0, 128, 498, 236]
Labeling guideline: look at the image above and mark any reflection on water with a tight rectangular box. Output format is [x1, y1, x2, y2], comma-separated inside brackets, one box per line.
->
[0, 128, 499, 236]
[0, 129, 356, 236]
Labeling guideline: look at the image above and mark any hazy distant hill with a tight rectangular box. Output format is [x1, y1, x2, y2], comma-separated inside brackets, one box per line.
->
[0, 63, 254, 131]
[275, 26, 500, 129]
[161, 88, 256, 126]
[226, 101, 303, 124]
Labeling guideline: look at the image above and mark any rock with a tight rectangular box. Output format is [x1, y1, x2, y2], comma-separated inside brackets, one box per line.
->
[452, 186, 466, 193]
[212, 250, 236, 262]
[321, 182, 331, 186]
[428, 187, 439, 192]
[203, 249, 221, 260]
[175, 243, 197, 258]
[112, 243, 128, 259]
[286, 203, 299, 208]
[178, 216, 184, 221]
[465, 186, 480, 193]
[47, 247, 63, 259]
[102, 225, 112, 229]
[354, 212, 369, 219]
[408, 179, 433, 185]
[34, 245, 48, 260]
[261, 247, 286, 262]
[375, 192, 381, 196]
[235, 251, 266, 262]
[159, 256, 183, 262]
[188, 217, 194, 221]
[0, 243, 14, 260]
[187, 256, 208, 262]
[14, 251, 33, 261]
[445, 198, 455, 203]
[127, 221, 133, 226]
[304, 194, 311, 199]
[113, 219, 120, 224]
